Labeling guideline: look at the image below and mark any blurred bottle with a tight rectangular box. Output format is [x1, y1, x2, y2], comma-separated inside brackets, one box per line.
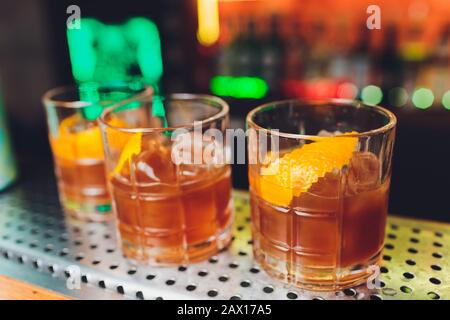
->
[231, 16, 261, 77]
[304, 21, 329, 79]
[284, 19, 307, 80]
[328, 20, 351, 79]
[0, 88, 17, 190]
[350, 22, 372, 88]
[401, 24, 428, 92]
[260, 14, 285, 96]
[418, 24, 449, 98]
[378, 25, 404, 96]
[217, 18, 235, 76]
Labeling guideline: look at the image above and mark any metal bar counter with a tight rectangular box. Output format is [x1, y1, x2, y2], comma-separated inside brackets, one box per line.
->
[0, 174, 448, 300]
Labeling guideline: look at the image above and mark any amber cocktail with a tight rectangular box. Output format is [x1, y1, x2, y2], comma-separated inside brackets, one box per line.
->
[247, 100, 396, 290]
[99, 94, 233, 264]
[42, 82, 151, 221]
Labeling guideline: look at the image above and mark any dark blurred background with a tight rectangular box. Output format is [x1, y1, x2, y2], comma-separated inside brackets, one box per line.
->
[0, 0, 449, 221]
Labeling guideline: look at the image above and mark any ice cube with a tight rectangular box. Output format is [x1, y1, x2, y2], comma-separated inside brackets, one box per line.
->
[347, 152, 380, 194]
[134, 140, 177, 184]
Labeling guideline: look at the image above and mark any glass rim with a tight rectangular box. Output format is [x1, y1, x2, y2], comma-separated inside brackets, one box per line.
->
[41, 81, 153, 109]
[98, 93, 229, 133]
[246, 98, 397, 139]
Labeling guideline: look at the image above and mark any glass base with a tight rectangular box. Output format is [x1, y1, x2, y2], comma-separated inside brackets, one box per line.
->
[121, 222, 233, 266]
[254, 246, 382, 291]
[60, 194, 112, 222]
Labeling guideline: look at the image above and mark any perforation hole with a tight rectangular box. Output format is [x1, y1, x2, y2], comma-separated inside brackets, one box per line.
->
[287, 292, 298, 300]
[431, 265, 441, 271]
[433, 242, 443, 248]
[370, 294, 382, 300]
[186, 284, 196, 291]
[429, 277, 441, 285]
[146, 274, 156, 280]
[178, 266, 187, 272]
[218, 275, 229, 282]
[75, 253, 84, 261]
[387, 233, 396, 240]
[343, 288, 356, 296]
[400, 286, 412, 294]
[136, 291, 144, 300]
[228, 262, 239, 269]
[249, 267, 260, 274]
[98, 280, 106, 288]
[409, 237, 419, 244]
[198, 270, 208, 277]
[405, 259, 416, 266]
[230, 295, 241, 300]
[380, 266, 389, 273]
[208, 256, 218, 264]
[427, 292, 440, 300]
[263, 286, 274, 294]
[92, 259, 101, 265]
[432, 252, 442, 259]
[207, 290, 218, 297]
[403, 272, 414, 279]
[408, 248, 418, 254]
[166, 279, 176, 286]
[240, 280, 251, 288]
[127, 268, 137, 275]
[384, 243, 394, 250]
[29, 241, 38, 248]
[116, 286, 125, 294]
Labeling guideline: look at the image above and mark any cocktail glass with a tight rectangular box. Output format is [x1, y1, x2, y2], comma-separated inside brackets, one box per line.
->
[99, 94, 233, 264]
[42, 81, 152, 221]
[247, 99, 396, 290]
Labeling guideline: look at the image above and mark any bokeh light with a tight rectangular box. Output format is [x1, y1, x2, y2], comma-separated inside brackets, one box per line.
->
[197, 0, 220, 46]
[337, 82, 358, 99]
[388, 87, 409, 107]
[361, 85, 383, 105]
[210, 76, 268, 99]
[442, 91, 450, 110]
[412, 88, 434, 109]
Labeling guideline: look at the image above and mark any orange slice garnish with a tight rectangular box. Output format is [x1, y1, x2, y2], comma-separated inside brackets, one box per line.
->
[112, 132, 142, 176]
[258, 132, 358, 206]
[51, 114, 104, 161]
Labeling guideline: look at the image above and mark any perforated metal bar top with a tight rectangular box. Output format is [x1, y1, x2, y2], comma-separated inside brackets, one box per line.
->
[0, 177, 448, 300]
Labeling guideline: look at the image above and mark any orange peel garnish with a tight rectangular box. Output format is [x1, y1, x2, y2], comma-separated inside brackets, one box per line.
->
[112, 132, 142, 176]
[258, 132, 358, 206]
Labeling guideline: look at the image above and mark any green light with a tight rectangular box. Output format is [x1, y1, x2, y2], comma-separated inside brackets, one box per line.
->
[361, 85, 383, 105]
[388, 87, 408, 107]
[67, 17, 163, 85]
[412, 88, 434, 109]
[442, 91, 450, 110]
[210, 76, 268, 99]
[96, 204, 111, 213]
